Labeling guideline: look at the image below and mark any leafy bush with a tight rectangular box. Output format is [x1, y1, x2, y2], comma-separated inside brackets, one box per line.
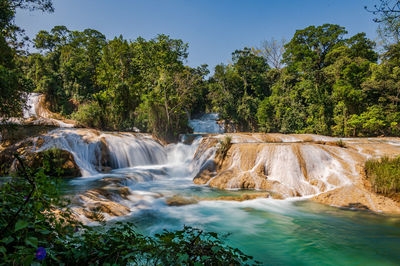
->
[59, 223, 256, 265]
[365, 156, 400, 195]
[334, 139, 346, 148]
[0, 156, 256, 265]
[71, 101, 105, 129]
[0, 157, 77, 264]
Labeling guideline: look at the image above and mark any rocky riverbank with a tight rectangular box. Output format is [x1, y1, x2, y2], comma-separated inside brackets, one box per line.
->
[193, 133, 400, 214]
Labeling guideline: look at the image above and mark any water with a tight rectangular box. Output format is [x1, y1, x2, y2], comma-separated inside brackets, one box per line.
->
[38, 129, 166, 176]
[129, 198, 400, 265]
[23, 92, 40, 118]
[55, 132, 400, 265]
[21, 93, 75, 128]
[189, 113, 224, 133]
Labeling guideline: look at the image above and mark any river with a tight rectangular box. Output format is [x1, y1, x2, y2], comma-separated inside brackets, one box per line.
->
[44, 114, 399, 265]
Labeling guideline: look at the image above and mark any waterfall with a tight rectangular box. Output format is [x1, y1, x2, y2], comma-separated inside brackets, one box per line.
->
[21, 93, 75, 128]
[189, 113, 224, 134]
[23, 93, 40, 118]
[37, 129, 167, 177]
[192, 135, 359, 198]
[38, 129, 104, 176]
[104, 133, 166, 169]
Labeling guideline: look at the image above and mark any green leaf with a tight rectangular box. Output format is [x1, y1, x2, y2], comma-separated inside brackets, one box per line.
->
[211, 246, 221, 253]
[23, 255, 35, 265]
[122, 252, 136, 259]
[0, 246, 6, 255]
[25, 237, 38, 248]
[14, 220, 28, 232]
[1, 236, 14, 245]
[178, 253, 189, 262]
[39, 229, 51, 235]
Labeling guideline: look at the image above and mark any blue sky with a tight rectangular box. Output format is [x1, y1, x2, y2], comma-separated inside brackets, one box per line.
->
[16, 0, 379, 70]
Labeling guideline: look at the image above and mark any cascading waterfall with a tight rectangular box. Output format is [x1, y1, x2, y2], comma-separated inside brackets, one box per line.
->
[38, 129, 105, 176]
[37, 129, 167, 177]
[105, 133, 166, 169]
[22, 116, 400, 265]
[189, 113, 224, 133]
[192, 134, 371, 198]
[21, 93, 75, 128]
[23, 93, 40, 118]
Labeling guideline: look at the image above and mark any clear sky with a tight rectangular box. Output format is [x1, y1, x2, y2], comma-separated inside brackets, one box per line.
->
[15, 0, 379, 71]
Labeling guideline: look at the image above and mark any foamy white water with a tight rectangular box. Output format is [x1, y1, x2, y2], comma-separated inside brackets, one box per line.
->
[38, 129, 167, 176]
[30, 123, 400, 265]
[23, 93, 40, 118]
[189, 113, 224, 133]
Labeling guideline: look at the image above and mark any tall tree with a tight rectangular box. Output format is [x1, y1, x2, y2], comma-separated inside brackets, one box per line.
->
[257, 38, 286, 69]
[0, 0, 53, 121]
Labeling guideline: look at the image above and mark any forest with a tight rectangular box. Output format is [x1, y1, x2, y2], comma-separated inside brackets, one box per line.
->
[2, 1, 400, 265]
[1, 1, 400, 141]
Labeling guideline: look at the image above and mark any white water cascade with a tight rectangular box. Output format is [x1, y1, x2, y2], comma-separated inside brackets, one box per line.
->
[38, 129, 167, 177]
[105, 133, 167, 169]
[23, 93, 40, 118]
[189, 113, 224, 134]
[20, 93, 75, 128]
[21, 128, 400, 265]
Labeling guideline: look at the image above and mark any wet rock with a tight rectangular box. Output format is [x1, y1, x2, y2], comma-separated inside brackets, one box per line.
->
[192, 134, 400, 214]
[201, 192, 270, 202]
[0, 134, 80, 178]
[27, 148, 81, 178]
[77, 201, 131, 221]
[193, 169, 215, 185]
[75, 191, 131, 222]
[165, 195, 198, 206]
[92, 186, 131, 200]
[0, 138, 35, 175]
[342, 203, 370, 210]
[312, 185, 400, 214]
[99, 137, 112, 169]
[0, 125, 55, 147]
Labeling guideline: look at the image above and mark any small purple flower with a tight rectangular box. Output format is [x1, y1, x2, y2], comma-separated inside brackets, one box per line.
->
[74, 227, 79, 232]
[35, 247, 46, 261]
[23, 196, 28, 200]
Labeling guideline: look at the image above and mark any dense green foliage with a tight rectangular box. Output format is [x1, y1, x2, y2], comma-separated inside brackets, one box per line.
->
[204, 1, 400, 136]
[209, 24, 400, 137]
[3, 1, 400, 139]
[0, 0, 54, 122]
[25, 28, 208, 141]
[0, 157, 256, 265]
[365, 156, 400, 195]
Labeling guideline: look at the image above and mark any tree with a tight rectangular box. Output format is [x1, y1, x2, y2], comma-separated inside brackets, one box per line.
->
[257, 38, 286, 69]
[283, 24, 347, 74]
[0, 0, 54, 122]
[1, 0, 53, 34]
[366, 0, 400, 43]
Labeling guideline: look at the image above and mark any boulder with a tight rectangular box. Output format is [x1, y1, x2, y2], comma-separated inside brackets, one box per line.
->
[28, 148, 81, 178]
